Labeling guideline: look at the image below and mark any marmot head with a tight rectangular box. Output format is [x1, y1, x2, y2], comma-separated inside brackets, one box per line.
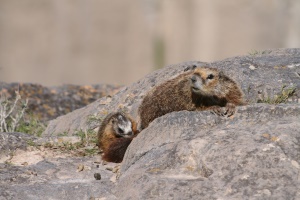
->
[189, 67, 223, 96]
[111, 113, 134, 138]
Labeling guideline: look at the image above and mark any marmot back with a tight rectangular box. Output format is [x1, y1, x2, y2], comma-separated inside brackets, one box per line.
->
[97, 112, 138, 163]
[138, 66, 245, 129]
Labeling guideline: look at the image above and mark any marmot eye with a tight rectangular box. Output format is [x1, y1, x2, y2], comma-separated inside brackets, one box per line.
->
[118, 128, 124, 134]
[207, 74, 214, 79]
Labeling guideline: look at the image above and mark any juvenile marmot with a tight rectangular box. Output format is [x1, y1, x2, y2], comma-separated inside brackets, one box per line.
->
[97, 112, 139, 163]
[138, 66, 245, 129]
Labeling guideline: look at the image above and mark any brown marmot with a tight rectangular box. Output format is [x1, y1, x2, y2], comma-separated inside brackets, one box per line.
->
[138, 66, 245, 129]
[97, 112, 139, 163]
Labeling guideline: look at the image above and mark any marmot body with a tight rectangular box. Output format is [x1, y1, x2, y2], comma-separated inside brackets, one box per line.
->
[138, 66, 245, 129]
[97, 112, 138, 163]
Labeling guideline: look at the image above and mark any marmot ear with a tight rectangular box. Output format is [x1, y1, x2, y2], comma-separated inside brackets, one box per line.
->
[219, 71, 225, 77]
[184, 65, 197, 72]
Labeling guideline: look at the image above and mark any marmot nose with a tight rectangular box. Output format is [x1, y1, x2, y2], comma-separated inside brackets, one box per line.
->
[127, 131, 133, 136]
[190, 75, 197, 83]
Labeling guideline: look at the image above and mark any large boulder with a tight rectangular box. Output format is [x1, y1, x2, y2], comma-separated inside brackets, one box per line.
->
[117, 104, 300, 199]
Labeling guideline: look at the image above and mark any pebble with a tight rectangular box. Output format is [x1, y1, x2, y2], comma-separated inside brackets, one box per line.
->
[94, 173, 101, 180]
[77, 164, 84, 172]
[249, 65, 257, 70]
[105, 167, 113, 171]
[112, 165, 120, 173]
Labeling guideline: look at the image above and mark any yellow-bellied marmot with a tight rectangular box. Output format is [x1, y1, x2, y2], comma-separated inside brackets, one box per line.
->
[138, 66, 245, 129]
[97, 112, 139, 163]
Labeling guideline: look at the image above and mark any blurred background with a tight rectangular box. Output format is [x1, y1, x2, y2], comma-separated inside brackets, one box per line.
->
[0, 0, 299, 86]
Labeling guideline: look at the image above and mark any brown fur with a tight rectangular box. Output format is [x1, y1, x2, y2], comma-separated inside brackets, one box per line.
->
[139, 67, 245, 129]
[97, 112, 138, 163]
[102, 137, 135, 163]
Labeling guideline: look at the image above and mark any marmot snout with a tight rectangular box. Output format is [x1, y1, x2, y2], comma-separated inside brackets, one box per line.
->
[111, 114, 134, 138]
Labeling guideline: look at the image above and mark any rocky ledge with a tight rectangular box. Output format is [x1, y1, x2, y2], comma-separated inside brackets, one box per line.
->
[0, 83, 121, 121]
[0, 48, 300, 199]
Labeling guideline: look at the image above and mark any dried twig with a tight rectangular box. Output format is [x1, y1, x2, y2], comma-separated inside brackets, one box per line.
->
[0, 91, 28, 132]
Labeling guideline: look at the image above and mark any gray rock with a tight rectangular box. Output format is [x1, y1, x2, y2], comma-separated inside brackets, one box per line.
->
[0, 156, 118, 200]
[43, 48, 300, 137]
[117, 104, 300, 200]
[1, 48, 300, 200]
[0, 83, 121, 121]
[0, 132, 35, 157]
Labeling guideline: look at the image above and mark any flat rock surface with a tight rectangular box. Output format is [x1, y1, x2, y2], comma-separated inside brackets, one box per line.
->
[0, 132, 35, 157]
[0, 145, 118, 200]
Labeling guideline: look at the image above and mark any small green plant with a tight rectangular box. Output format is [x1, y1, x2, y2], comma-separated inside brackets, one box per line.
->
[87, 114, 102, 124]
[27, 139, 36, 146]
[258, 86, 296, 104]
[49, 130, 98, 156]
[0, 91, 28, 132]
[61, 142, 77, 151]
[86, 113, 104, 131]
[75, 129, 97, 145]
[57, 131, 68, 137]
[16, 117, 46, 136]
[84, 148, 98, 155]
[249, 49, 267, 56]
[4, 160, 13, 165]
